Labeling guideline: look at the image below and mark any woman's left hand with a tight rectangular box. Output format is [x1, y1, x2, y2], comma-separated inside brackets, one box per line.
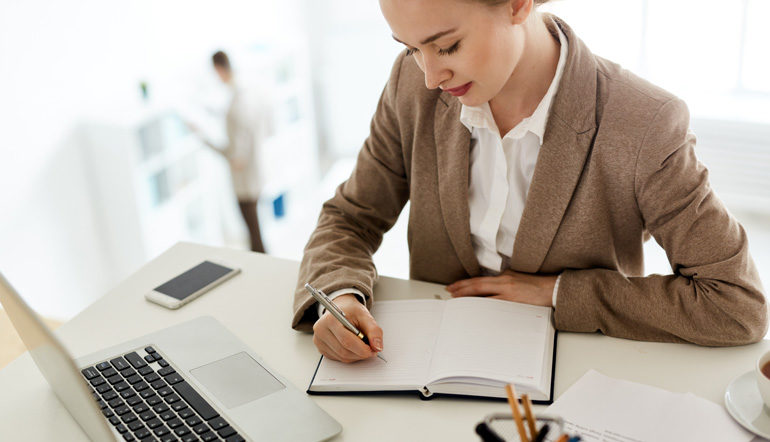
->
[446, 271, 558, 307]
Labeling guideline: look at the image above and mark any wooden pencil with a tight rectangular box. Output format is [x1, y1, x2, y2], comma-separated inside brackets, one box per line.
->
[521, 393, 538, 437]
[505, 384, 529, 442]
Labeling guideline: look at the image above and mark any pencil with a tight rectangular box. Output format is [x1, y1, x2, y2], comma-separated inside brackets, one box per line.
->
[505, 384, 529, 442]
[521, 393, 537, 438]
[555, 435, 569, 442]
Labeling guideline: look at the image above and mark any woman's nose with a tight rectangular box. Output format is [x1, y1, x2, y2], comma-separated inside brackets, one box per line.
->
[422, 57, 451, 90]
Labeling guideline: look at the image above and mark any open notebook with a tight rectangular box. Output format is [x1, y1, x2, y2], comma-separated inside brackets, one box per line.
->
[308, 297, 557, 403]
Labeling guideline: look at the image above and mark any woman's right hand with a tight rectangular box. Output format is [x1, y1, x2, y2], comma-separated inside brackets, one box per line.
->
[312, 294, 384, 363]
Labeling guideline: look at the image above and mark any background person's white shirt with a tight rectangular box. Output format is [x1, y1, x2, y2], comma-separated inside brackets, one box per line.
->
[203, 79, 275, 201]
[320, 22, 568, 316]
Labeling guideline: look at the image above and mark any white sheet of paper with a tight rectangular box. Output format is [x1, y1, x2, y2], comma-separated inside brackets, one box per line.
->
[544, 370, 753, 442]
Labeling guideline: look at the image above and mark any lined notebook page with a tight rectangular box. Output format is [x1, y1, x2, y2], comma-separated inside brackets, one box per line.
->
[427, 297, 551, 387]
[312, 300, 444, 388]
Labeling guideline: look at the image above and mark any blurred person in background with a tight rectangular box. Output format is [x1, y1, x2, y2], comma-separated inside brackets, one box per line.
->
[190, 50, 275, 253]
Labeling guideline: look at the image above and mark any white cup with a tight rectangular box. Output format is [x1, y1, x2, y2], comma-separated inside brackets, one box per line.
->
[756, 350, 770, 408]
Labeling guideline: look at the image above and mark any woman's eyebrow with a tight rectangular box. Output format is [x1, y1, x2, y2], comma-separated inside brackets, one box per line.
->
[392, 28, 458, 46]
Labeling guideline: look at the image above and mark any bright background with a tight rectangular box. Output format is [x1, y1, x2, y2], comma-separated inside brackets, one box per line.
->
[1, 0, 768, 322]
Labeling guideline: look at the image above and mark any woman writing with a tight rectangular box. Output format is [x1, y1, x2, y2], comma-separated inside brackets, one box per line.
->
[292, 0, 767, 363]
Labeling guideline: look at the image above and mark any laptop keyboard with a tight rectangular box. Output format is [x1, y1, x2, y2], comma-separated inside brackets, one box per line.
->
[81, 346, 245, 442]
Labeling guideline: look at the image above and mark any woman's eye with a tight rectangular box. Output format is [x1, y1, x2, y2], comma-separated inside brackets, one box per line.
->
[438, 41, 460, 56]
[405, 47, 419, 56]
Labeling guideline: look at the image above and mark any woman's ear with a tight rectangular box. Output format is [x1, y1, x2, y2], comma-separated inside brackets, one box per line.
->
[510, 0, 534, 25]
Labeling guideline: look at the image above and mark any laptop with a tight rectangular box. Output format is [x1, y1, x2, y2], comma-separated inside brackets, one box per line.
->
[0, 272, 342, 441]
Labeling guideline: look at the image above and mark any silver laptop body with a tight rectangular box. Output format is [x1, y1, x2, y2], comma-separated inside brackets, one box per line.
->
[0, 272, 342, 441]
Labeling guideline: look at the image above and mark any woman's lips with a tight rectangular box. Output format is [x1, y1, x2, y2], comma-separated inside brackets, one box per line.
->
[444, 82, 472, 97]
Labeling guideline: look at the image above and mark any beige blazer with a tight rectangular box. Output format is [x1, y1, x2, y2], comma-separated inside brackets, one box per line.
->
[292, 16, 767, 346]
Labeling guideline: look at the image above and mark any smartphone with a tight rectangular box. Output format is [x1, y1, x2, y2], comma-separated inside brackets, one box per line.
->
[145, 260, 240, 309]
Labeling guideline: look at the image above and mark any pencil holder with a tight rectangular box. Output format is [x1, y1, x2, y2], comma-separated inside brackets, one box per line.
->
[475, 413, 565, 442]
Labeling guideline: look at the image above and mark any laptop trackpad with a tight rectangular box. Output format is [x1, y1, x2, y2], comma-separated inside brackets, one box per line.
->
[190, 352, 285, 409]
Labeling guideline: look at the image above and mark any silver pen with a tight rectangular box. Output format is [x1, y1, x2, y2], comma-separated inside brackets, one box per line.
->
[304, 283, 387, 363]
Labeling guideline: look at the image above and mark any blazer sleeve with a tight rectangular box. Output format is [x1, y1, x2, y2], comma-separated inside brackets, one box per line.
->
[291, 53, 410, 332]
[554, 98, 768, 346]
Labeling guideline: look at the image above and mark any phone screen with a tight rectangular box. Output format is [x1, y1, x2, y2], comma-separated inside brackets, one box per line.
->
[154, 261, 234, 300]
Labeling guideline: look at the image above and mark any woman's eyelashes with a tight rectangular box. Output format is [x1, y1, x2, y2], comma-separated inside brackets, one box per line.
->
[405, 41, 461, 57]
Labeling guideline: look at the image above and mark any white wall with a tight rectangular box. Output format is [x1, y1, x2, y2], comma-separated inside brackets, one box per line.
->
[0, 0, 302, 319]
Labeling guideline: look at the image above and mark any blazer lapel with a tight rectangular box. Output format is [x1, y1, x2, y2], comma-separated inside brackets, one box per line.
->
[510, 16, 598, 273]
[434, 94, 481, 277]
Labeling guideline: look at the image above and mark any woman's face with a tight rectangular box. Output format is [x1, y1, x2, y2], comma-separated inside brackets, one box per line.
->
[379, 0, 529, 107]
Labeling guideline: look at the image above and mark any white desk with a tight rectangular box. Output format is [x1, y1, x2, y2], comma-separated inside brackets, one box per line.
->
[0, 242, 767, 441]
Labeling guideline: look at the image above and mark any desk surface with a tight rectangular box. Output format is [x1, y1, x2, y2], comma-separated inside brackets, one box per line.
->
[0, 242, 766, 441]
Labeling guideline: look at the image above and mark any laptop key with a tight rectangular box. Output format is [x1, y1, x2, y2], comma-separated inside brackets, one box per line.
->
[151, 380, 167, 390]
[144, 355, 156, 363]
[127, 374, 143, 385]
[104, 391, 119, 401]
[122, 412, 139, 424]
[174, 426, 191, 437]
[157, 387, 173, 397]
[103, 409, 114, 418]
[121, 390, 137, 400]
[207, 417, 227, 431]
[153, 403, 170, 413]
[127, 396, 144, 407]
[146, 395, 163, 406]
[96, 383, 113, 394]
[185, 416, 202, 428]
[102, 367, 118, 378]
[145, 346, 156, 354]
[147, 417, 163, 429]
[139, 366, 155, 376]
[115, 405, 131, 416]
[140, 410, 157, 422]
[165, 374, 183, 385]
[121, 368, 137, 378]
[160, 436, 177, 442]
[90, 376, 106, 387]
[135, 428, 151, 439]
[135, 381, 150, 392]
[192, 423, 209, 435]
[217, 426, 236, 438]
[109, 398, 124, 408]
[158, 367, 176, 377]
[110, 416, 121, 426]
[125, 352, 148, 369]
[115, 382, 131, 392]
[108, 374, 124, 385]
[159, 410, 175, 421]
[111, 356, 131, 371]
[154, 425, 171, 436]
[167, 418, 183, 429]
[201, 432, 217, 442]
[173, 382, 219, 421]
[134, 403, 150, 414]
[97, 361, 112, 371]
[165, 394, 181, 404]
[173, 403, 189, 414]
[128, 420, 145, 432]
[146, 373, 161, 383]
[122, 432, 135, 441]
[82, 367, 100, 379]
[152, 353, 163, 362]
[181, 434, 197, 442]
[98, 399, 109, 409]
[225, 435, 245, 442]
[157, 359, 169, 368]
[116, 423, 128, 433]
